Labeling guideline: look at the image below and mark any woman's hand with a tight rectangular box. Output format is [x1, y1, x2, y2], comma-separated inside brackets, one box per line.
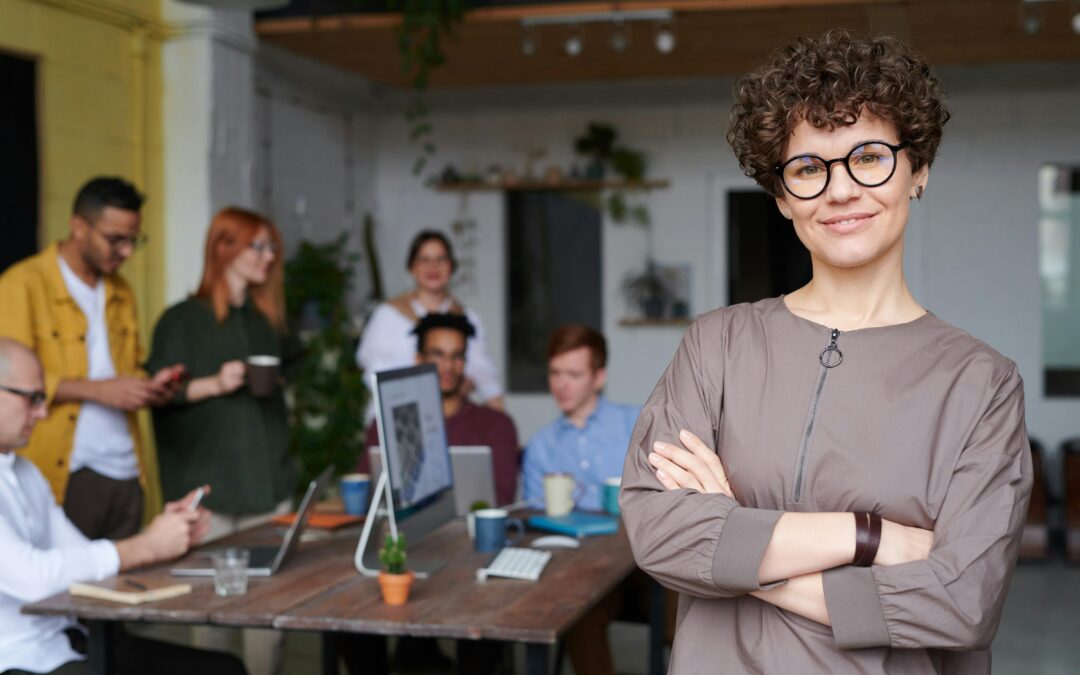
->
[216, 360, 246, 395]
[648, 429, 735, 498]
[875, 519, 934, 566]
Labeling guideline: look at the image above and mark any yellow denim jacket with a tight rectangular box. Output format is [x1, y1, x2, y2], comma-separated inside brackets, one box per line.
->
[0, 243, 147, 502]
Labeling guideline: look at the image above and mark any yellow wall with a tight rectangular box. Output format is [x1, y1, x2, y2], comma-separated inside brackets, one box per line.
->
[0, 0, 167, 514]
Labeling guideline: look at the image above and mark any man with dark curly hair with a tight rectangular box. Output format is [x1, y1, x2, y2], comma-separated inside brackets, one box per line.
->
[621, 30, 1030, 673]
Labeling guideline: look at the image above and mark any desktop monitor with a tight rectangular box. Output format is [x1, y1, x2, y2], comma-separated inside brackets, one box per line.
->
[371, 363, 454, 513]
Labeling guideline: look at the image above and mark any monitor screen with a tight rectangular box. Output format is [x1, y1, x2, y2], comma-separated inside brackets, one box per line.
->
[372, 364, 453, 511]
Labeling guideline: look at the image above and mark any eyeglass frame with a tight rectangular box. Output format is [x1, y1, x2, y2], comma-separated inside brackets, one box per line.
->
[248, 240, 280, 255]
[0, 383, 47, 408]
[82, 215, 149, 251]
[774, 140, 910, 200]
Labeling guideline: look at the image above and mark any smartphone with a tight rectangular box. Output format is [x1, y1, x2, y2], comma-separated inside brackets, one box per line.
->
[170, 366, 190, 383]
[188, 486, 205, 512]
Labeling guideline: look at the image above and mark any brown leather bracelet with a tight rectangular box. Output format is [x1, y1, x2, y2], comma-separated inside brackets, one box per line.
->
[863, 513, 883, 566]
[853, 512, 871, 566]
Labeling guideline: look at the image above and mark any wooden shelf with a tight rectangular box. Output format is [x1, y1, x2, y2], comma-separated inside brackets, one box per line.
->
[618, 318, 692, 327]
[432, 179, 670, 193]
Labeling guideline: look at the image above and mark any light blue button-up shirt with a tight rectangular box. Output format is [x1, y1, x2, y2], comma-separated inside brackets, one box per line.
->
[522, 397, 641, 511]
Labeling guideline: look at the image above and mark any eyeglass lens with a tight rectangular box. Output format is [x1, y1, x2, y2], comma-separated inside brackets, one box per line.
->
[781, 142, 900, 199]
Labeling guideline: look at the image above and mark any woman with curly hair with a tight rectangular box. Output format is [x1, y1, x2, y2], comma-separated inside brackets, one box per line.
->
[620, 31, 1030, 673]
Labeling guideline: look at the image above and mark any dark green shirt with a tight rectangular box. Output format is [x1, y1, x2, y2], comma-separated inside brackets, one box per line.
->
[147, 298, 297, 515]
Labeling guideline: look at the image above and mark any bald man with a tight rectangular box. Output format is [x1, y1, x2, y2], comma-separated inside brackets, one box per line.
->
[0, 339, 246, 675]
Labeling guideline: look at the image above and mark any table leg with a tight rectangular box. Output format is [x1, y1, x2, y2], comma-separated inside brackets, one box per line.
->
[649, 578, 666, 675]
[525, 643, 551, 675]
[86, 620, 116, 675]
[322, 632, 339, 675]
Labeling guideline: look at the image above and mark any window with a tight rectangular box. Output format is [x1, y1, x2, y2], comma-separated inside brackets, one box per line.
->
[506, 191, 602, 392]
[1040, 164, 1080, 396]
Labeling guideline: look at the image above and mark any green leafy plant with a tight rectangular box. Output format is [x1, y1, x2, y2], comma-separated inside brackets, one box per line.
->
[573, 121, 652, 226]
[353, 0, 469, 175]
[469, 500, 490, 512]
[379, 533, 408, 574]
[284, 234, 368, 489]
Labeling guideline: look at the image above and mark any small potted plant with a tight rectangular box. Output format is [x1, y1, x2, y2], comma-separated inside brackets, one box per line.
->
[378, 534, 414, 606]
[622, 261, 671, 319]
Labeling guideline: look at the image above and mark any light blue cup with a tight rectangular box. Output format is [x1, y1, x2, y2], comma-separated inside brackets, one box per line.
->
[602, 477, 621, 516]
[340, 473, 371, 515]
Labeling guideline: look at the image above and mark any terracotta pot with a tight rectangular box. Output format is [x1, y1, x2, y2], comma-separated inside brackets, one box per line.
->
[378, 571, 415, 606]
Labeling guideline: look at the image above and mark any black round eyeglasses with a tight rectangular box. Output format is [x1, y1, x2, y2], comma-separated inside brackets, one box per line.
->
[775, 140, 910, 200]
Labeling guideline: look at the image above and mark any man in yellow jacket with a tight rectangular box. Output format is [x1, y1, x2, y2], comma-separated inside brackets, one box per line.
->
[0, 177, 184, 540]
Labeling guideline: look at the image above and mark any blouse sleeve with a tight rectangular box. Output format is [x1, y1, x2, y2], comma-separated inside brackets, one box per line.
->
[620, 314, 784, 598]
[822, 364, 1032, 651]
[463, 308, 504, 402]
[145, 305, 191, 406]
[356, 304, 410, 376]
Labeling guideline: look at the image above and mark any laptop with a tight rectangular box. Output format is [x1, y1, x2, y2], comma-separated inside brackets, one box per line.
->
[171, 465, 334, 578]
[368, 445, 497, 516]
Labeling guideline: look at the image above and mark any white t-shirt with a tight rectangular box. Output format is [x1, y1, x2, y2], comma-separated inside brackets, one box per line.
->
[57, 258, 139, 481]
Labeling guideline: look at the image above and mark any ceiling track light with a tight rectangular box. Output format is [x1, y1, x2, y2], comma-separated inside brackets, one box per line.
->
[564, 25, 584, 57]
[1018, 0, 1080, 34]
[610, 18, 630, 53]
[521, 23, 537, 56]
[654, 18, 677, 54]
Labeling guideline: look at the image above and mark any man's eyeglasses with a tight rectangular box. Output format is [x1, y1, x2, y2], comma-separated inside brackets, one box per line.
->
[0, 384, 46, 408]
[775, 140, 909, 200]
[421, 350, 465, 364]
[87, 219, 149, 251]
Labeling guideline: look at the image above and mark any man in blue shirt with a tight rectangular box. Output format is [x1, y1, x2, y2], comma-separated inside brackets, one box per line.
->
[521, 325, 641, 675]
[523, 325, 639, 512]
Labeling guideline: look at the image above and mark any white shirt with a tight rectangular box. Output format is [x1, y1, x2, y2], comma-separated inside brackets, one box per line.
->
[0, 451, 120, 672]
[57, 257, 138, 481]
[356, 298, 504, 405]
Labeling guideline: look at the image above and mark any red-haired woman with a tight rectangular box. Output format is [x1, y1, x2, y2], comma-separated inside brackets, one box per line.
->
[147, 207, 296, 671]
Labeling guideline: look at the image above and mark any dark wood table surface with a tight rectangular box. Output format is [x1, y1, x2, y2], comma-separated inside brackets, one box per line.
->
[23, 514, 661, 675]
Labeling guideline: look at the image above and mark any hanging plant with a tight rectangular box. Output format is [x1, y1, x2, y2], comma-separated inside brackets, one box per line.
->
[574, 121, 652, 226]
[355, 0, 469, 175]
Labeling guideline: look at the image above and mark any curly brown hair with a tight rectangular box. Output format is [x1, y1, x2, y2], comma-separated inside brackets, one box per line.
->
[727, 30, 950, 197]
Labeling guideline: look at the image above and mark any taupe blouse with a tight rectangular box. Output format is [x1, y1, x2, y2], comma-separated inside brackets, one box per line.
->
[620, 296, 1031, 674]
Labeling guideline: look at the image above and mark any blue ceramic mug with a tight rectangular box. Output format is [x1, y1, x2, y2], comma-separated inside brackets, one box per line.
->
[473, 509, 524, 553]
[340, 473, 371, 515]
[602, 477, 621, 516]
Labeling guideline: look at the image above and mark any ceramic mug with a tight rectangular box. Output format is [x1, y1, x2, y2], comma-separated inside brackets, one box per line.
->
[340, 473, 371, 515]
[473, 509, 524, 553]
[246, 355, 280, 397]
[543, 473, 584, 517]
[601, 477, 621, 516]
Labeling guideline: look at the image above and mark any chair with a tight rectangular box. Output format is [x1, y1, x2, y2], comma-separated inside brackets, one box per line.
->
[1062, 438, 1080, 563]
[1019, 437, 1050, 560]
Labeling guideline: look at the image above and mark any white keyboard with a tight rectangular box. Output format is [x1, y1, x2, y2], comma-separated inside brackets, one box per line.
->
[476, 547, 552, 581]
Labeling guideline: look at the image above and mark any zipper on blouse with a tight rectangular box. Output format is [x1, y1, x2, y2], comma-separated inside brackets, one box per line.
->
[792, 328, 843, 502]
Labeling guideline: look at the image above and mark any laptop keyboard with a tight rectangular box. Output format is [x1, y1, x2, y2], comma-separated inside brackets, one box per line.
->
[476, 547, 551, 581]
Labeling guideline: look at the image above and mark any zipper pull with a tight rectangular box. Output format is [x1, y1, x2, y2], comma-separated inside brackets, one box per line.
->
[819, 328, 843, 368]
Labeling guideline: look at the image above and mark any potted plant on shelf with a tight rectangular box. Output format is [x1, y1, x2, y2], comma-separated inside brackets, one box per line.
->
[622, 261, 671, 320]
[378, 534, 414, 606]
[574, 123, 618, 179]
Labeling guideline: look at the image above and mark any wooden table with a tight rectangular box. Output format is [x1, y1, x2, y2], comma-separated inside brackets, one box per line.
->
[23, 517, 665, 675]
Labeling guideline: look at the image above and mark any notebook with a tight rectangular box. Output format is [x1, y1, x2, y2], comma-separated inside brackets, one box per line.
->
[70, 579, 192, 605]
[527, 512, 619, 538]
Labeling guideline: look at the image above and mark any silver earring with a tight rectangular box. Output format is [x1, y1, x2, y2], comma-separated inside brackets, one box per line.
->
[915, 186, 924, 200]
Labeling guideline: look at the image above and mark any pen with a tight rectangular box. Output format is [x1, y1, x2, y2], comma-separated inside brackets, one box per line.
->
[124, 578, 148, 591]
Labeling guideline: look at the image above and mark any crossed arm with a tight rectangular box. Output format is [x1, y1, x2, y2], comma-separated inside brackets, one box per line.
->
[647, 429, 934, 626]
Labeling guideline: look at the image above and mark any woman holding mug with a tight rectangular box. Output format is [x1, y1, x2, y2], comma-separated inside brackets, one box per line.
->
[356, 229, 504, 410]
[147, 207, 297, 672]
[621, 31, 1031, 673]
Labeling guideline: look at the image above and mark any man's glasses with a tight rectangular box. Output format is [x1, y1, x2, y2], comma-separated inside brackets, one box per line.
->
[421, 350, 465, 364]
[87, 219, 149, 251]
[775, 140, 909, 200]
[0, 384, 46, 408]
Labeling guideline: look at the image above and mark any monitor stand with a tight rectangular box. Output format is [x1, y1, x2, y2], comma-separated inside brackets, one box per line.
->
[354, 471, 453, 578]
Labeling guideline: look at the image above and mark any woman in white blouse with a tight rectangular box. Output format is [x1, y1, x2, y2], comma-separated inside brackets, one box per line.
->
[356, 230, 504, 409]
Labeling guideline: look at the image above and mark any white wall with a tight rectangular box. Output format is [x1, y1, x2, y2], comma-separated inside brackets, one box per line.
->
[369, 64, 1080, 455]
[254, 44, 380, 311]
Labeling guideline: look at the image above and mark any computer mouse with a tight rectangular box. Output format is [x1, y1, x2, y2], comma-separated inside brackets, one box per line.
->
[531, 535, 581, 549]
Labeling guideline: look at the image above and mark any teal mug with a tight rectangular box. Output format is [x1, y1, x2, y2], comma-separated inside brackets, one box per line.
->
[602, 477, 621, 515]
